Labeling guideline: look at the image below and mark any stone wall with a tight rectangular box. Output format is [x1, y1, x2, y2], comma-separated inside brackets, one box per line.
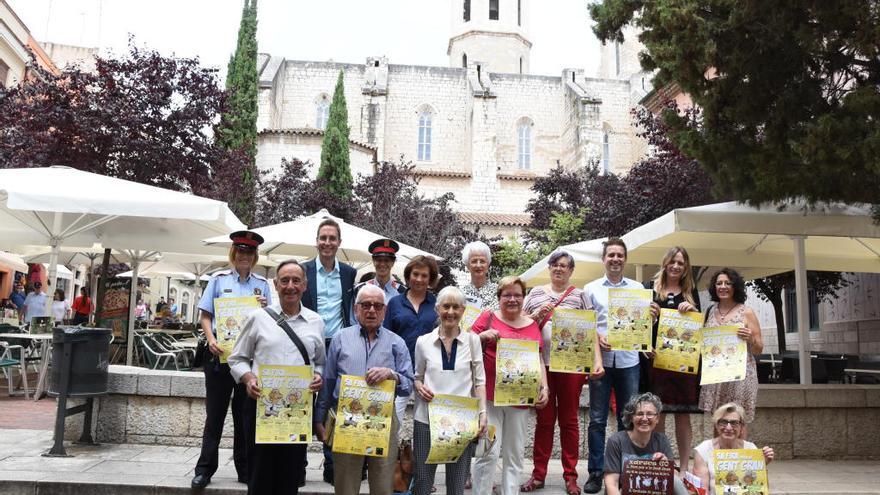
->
[73, 367, 880, 462]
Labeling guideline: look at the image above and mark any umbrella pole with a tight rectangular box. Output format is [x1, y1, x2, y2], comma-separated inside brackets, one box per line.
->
[125, 257, 141, 366]
[635, 264, 644, 283]
[792, 236, 812, 384]
[45, 212, 63, 317]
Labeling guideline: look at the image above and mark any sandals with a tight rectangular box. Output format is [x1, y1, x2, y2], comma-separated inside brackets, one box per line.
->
[565, 479, 580, 495]
[520, 477, 545, 492]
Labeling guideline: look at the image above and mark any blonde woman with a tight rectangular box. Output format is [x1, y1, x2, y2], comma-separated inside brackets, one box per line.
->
[642, 246, 700, 472]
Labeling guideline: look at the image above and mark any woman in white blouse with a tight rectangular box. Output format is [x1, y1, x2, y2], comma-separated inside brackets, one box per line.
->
[413, 286, 488, 495]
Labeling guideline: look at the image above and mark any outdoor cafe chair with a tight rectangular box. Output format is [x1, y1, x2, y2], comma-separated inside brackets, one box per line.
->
[137, 335, 182, 370]
[0, 340, 29, 399]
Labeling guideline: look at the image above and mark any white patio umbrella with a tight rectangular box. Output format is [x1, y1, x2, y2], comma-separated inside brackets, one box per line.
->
[204, 208, 442, 265]
[621, 200, 880, 384]
[520, 237, 782, 288]
[0, 166, 246, 365]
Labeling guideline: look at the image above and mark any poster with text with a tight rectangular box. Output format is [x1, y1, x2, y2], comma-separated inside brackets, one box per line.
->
[494, 338, 541, 406]
[256, 364, 313, 444]
[98, 277, 130, 341]
[332, 375, 395, 457]
[549, 308, 596, 374]
[460, 305, 482, 332]
[653, 309, 703, 374]
[427, 394, 479, 464]
[608, 288, 653, 351]
[622, 458, 675, 495]
[712, 449, 769, 495]
[214, 296, 261, 364]
[700, 326, 747, 385]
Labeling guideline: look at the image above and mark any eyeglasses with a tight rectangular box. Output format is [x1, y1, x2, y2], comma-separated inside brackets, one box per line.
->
[634, 412, 657, 419]
[358, 302, 385, 311]
[717, 419, 742, 428]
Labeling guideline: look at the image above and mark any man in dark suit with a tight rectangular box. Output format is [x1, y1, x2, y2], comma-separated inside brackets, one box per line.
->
[299, 217, 356, 484]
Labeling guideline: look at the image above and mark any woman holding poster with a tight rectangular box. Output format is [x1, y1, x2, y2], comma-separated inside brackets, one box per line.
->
[412, 286, 487, 495]
[521, 250, 604, 495]
[642, 246, 701, 472]
[698, 269, 763, 436]
[190, 231, 271, 490]
[692, 403, 775, 495]
[471, 276, 549, 495]
[603, 392, 688, 495]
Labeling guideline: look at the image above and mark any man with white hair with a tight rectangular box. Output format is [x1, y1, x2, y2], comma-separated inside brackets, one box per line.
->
[315, 284, 413, 495]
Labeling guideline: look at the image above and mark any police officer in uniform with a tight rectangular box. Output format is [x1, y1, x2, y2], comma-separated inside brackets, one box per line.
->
[348, 238, 407, 323]
[191, 230, 271, 489]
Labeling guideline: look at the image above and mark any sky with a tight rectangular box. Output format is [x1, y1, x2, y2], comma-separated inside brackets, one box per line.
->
[8, 0, 603, 82]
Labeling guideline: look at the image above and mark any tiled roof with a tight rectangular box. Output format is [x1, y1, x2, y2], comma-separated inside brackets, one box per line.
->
[458, 212, 532, 226]
[258, 128, 377, 150]
[409, 168, 471, 179]
[497, 171, 537, 181]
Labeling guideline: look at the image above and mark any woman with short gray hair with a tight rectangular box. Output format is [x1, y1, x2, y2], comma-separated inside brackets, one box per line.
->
[459, 241, 498, 314]
[411, 286, 487, 495]
[603, 393, 688, 495]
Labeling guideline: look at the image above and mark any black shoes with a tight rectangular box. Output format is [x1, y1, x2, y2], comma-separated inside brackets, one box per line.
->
[238, 476, 248, 484]
[582, 472, 603, 494]
[191, 474, 211, 489]
[323, 468, 334, 485]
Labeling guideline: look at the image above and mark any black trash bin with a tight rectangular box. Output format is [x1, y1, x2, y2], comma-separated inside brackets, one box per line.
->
[49, 326, 111, 397]
[44, 326, 111, 457]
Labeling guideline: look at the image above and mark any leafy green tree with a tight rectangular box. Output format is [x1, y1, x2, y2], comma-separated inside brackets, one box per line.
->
[215, 0, 259, 224]
[589, 1, 880, 216]
[318, 70, 354, 198]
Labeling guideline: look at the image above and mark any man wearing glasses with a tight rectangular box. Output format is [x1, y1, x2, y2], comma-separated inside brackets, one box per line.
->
[315, 284, 413, 495]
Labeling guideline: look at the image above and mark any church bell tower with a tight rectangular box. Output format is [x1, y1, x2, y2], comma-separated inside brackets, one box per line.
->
[448, 0, 531, 74]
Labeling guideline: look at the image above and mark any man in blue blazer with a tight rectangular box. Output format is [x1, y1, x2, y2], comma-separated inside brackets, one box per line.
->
[301, 218, 357, 344]
[299, 217, 356, 485]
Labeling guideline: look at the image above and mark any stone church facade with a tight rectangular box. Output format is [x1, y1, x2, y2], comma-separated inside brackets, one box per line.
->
[255, 0, 649, 236]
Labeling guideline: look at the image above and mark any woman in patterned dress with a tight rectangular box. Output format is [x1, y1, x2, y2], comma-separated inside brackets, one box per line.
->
[698, 268, 763, 438]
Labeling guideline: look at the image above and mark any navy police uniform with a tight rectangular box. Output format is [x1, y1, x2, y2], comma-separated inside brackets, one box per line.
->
[192, 231, 270, 488]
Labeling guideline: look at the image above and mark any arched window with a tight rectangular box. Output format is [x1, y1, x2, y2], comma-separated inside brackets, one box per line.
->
[181, 291, 191, 321]
[418, 110, 433, 161]
[602, 131, 611, 173]
[315, 96, 330, 130]
[519, 57, 523, 74]
[517, 120, 533, 170]
[489, 0, 499, 20]
[463, 0, 470, 21]
[463, 53, 468, 68]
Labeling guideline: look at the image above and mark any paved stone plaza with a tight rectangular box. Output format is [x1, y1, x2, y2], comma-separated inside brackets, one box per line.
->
[0, 426, 877, 494]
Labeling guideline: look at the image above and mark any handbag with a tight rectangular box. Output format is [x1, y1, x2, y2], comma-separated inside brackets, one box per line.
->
[393, 439, 414, 493]
[191, 335, 207, 368]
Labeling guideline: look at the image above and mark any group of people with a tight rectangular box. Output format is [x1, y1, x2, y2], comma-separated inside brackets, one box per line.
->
[191, 222, 774, 495]
[2, 278, 93, 326]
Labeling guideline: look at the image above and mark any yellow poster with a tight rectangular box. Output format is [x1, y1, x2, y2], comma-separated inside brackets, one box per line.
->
[214, 296, 261, 364]
[607, 288, 653, 351]
[712, 449, 770, 495]
[256, 365, 313, 444]
[460, 305, 482, 332]
[427, 394, 479, 464]
[700, 326, 748, 385]
[549, 308, 596, 374]
[332, 375, 395, 457]
[494, 339, 541, 406]
[653, 309, 703, 374]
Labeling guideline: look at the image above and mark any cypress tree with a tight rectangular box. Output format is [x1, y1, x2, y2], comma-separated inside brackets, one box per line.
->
[318, 70, 353, 199]
[216, 0, 259, 223]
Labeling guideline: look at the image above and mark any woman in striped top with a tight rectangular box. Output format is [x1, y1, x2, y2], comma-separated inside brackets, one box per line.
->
[521, 250, 605, 495]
